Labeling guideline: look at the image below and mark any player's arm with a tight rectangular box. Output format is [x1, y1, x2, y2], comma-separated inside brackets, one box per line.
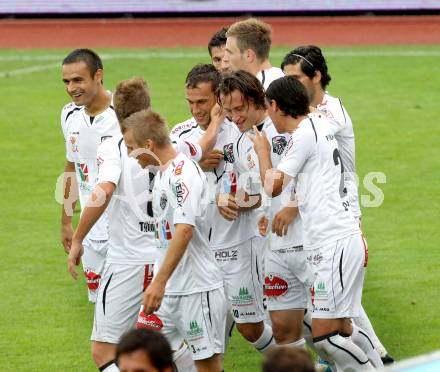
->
[197, 104, 224, 160]
[61, 160, 78, 254]
[143, 223, 193, 314]
[67, 182, 115, 279]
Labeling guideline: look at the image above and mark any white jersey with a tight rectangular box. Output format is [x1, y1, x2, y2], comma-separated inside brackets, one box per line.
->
[233, 116, 303, 246]
[317, 93, 361, 218]
[170, 118, 251, 249]
[153, 152, 223, 295]
[256, 67, 284, 90]
[96, 136, 156, 265]
[277, 113, 360, 250]
[61, 102, 120, 240]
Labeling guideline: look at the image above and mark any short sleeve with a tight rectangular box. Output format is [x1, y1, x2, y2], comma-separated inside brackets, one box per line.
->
[277, 124, 314, 178]
[96, 138, 122, 185]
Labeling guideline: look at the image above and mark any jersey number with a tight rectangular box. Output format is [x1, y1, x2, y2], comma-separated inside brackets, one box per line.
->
[333, 148, 349, 211]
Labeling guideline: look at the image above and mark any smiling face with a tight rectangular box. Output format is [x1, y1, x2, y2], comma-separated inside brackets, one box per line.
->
[62, 61, 102, 107]
[185, 82, 217, 129]
[220, 89, 260, 133]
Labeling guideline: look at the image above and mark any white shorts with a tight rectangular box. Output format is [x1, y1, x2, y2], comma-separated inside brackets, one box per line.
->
[264, 246, 314, 312]
[136, 288, 226, 361]
[213, 236, 266, 324]
[308, 233, 366, 319]
[82, 238, 109, 303]
[91, 262, 154, 344]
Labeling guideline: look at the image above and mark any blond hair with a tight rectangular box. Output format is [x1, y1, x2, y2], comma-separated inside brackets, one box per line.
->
[122, 109, 170, 148]
[226, 18, 272, 61]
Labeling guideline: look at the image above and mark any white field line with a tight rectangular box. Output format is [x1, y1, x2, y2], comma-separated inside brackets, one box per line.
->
[1, 50, 439, 77]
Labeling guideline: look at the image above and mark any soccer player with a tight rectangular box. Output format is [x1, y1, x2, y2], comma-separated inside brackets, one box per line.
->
[60, 49, 120, 302]
[282, 45, 392, 365]
[208, 27, 229, 72]
[116, 329, 174, 372]
[123, 109, 227, 372]
[68, 78, 196, 372]
[252, 75, 375, 371]
[222, 18, 284, 89]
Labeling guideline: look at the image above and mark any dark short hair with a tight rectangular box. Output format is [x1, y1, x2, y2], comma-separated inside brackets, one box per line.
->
[262, 347, 316, 372]
[218, 70, 267, 111]
[208, 27, 228, 56]
[266, 76, 310, 118]
[113, 77, 151, 124]
[281, 45, 332, 89]
[185, 63, 221, 91]
[116, 329, 173, 370]
[62, 48, 103, 77]
[227, 18, 272, 61]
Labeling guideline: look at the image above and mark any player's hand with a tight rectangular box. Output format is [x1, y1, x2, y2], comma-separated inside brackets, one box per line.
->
[199, 149, 224, 171]
[249, 125, 271, 156]
[142, 279, 165, 315]
[272, 206, 298, 237]
[210, 103, 226, 127]
[257, 215, 269, 236]
[217, 193, 239, 221]
[61, 223, 74, 254]
[67, 239, 84, 280]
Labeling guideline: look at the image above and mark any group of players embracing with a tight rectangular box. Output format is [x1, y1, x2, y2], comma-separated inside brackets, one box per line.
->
[60, 17, 393, 372]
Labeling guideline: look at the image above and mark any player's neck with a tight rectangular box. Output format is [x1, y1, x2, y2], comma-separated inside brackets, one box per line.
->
[254, 110, 268, 127]
[250, 59, 271, 76]
[85, 88, 111, 117]
[286, 114, 308, 134]
[311, 89, 325, 108]
[156, 145, 178, 171]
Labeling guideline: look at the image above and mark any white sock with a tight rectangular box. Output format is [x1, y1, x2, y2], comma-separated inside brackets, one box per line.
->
[251, 323, 275, 353]
[354, 305, 388, 356]
[279, 338, 306, 348]
[99, 361, 119, 372]
[173, 343, 196, 372]
[313, 332, 374, 371]
[351, 324, 384, 369]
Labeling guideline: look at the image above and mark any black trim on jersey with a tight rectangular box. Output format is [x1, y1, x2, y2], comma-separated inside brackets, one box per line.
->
[206, 291, 212, 325]
[260, 70, 266, 87]
[256, 122, 265, 132]
[303, 320, 312, 332]
[339, 249, 344, 291]
[208, 227, 212, 242]
[255, 252, 260, 284]
[90, 116, 95, 125]
[102, 273, 113, 315]
[177, 123, 199, 138]
[338, 98, 347, 124]
[309, 118, 318, 143]
[236, 132, 246, 159]
[109, 105, 115, 111]
[64, 107, 81, 122]
[213, 167, 226, 183]
[313, 331, 339, 343]
[99, 360, 117, 371]
[190, 160, 203, 181]
[228, 321, 236, 337]
[118, 137, 124, 157]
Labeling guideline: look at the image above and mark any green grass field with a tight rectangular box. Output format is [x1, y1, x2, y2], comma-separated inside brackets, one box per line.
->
[0, 46, 439, 371]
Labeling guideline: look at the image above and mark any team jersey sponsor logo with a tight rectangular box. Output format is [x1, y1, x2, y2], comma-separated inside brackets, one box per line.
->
[170, 121, 194, 136]
[246, 153, 256, 169]
[77, 163, 89, 183]
[232, 287, 254, 306]
[100, 135, 112, 143]
[174, 181, 189, 207]
[264, 274, 288, 297]
[139, 221, 155, 232]
[272, 136, 287, 155]
[186, 320, 204, 340]
[136, 312, 164, 330]
[314, 281, 329, 300]
[214, 249, 238, 262]
[69, 132, 79, 153]
[223, 143, 235, 163]
[174, 160, 184, 175]
[184, 141, 197, 157]
[160, 191, 168, 210]
[84, 271, 101, 291]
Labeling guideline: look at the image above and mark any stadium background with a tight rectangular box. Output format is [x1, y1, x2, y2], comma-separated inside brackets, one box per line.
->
[0, 1, 439, 370]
